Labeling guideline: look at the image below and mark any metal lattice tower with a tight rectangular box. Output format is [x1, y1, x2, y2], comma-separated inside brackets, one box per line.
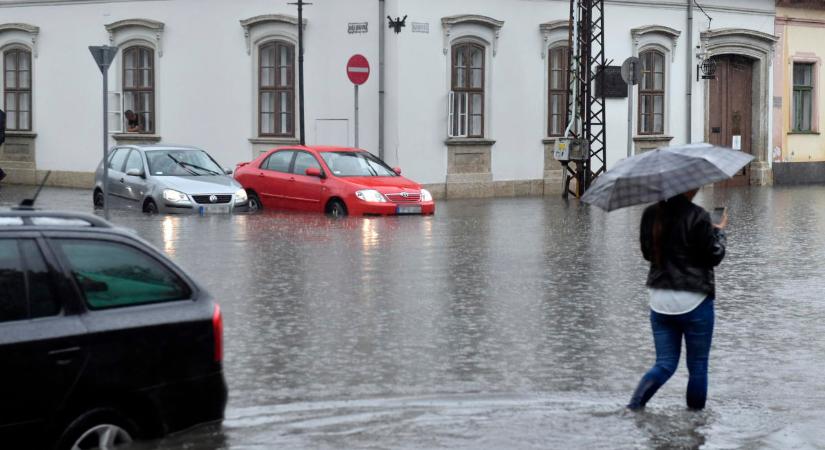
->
[564, 0, 607, 198]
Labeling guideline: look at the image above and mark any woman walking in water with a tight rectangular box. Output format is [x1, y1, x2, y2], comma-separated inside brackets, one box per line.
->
[627, 188, 727, 410]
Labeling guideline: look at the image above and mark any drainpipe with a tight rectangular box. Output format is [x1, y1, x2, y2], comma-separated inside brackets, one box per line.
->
[686, 0, 693, 143]
[378, 0, 385, 160]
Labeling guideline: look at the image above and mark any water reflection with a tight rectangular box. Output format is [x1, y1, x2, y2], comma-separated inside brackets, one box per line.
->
[3, 186, 825, 448]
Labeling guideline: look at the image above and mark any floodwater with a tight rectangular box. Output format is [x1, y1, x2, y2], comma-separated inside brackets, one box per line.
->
[2, 184, 825, 449]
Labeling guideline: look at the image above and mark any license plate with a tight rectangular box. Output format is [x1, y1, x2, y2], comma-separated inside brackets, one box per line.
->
[200, 205, 230, 214]
[396, 205, 422, 215]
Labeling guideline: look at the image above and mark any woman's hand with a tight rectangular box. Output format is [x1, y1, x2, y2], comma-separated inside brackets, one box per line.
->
[713, 210, 728, 230]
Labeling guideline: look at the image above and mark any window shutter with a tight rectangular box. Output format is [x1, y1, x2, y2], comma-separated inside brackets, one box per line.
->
[448, 91, 455, 137]
[108, 92, 123, 133]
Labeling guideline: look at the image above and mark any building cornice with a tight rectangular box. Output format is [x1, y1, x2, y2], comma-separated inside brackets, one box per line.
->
[700, 28, 778, 45]
[105, 18, 165, 55]
[240, 14, 306, 54]
[0, 22, 40, 56]
[441, 14, 504, 56]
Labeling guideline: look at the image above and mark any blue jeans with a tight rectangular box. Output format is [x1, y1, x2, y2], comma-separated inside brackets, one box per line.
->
[628, 296, 715, 410]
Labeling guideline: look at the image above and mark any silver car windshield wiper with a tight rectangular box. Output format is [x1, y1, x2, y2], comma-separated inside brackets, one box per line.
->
[177, 160, 222, 176]
[167, 154, 203, 176]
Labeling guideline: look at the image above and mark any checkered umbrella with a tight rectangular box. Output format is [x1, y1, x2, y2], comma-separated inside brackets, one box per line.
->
[581, 143, 754, 211]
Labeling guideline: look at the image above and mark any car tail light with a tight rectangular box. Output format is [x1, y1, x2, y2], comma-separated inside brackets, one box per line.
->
[212, 304, 223, 363]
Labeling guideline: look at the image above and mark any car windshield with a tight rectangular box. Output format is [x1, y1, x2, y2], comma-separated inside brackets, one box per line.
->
[320, 151, 397, 177]
[145, 150, 224, 176]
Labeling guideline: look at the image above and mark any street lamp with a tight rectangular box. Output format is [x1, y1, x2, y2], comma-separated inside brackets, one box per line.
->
[89, 45, 118, 220]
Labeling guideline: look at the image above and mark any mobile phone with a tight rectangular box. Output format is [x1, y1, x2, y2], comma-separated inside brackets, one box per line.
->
[711, 207, 726, 225]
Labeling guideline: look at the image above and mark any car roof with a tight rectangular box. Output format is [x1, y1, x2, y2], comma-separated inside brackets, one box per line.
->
[0, 210, 131, 235]
[271, 145, 365, 153]
[117, 144, 204, 152]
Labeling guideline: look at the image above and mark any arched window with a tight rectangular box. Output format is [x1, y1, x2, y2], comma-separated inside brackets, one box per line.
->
[122, 45, 155, 133]
[450, 42, 485, 138]
[638, 49, 665, 135]
[259, 41, 295, 137]
[4, 48, 32, 131]
[548, 46, 569, 137]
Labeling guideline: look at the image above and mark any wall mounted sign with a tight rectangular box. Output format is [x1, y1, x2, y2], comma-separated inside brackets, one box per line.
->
[697, 58, 717, 81]
[412, 22, 429, 33]
[348, 22, 368, 34]
[595, 66, 627, 98]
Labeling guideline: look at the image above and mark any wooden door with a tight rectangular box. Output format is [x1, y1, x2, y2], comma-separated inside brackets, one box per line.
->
[708, 55, 753, 186]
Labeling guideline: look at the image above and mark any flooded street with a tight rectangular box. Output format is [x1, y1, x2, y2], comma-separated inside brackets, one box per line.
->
[2, 185, 824, 449]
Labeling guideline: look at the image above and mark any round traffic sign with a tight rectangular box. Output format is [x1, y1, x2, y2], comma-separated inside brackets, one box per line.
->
[346, 54, 370, 85]
[621, 56, 642, 85]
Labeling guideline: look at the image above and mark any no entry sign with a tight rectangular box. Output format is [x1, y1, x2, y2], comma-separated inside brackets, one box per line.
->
[347, 54, 370, 85]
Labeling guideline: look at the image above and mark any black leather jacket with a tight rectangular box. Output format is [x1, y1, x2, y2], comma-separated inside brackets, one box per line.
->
[640, 195, 726, 296]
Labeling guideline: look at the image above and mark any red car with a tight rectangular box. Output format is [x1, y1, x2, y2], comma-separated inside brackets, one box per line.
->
[234, 146, 435, 217]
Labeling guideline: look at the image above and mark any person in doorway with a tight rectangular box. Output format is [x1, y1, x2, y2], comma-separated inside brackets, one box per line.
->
[125, 110, 144, 133]
[627, 188, 727, 411]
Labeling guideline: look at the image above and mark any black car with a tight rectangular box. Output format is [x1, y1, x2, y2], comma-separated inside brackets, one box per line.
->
[0, 210, 227, 450]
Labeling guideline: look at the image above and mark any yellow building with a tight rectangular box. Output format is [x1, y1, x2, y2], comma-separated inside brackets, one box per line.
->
[773, 1, 825, 183]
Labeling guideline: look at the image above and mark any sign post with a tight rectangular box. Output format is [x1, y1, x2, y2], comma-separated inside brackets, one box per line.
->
[89, 45, 118, 221]
[621, 56, 642, 158]
[346, 54, 370, 148]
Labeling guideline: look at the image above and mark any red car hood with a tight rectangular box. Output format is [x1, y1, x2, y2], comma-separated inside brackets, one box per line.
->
[343, 176, 421, 193]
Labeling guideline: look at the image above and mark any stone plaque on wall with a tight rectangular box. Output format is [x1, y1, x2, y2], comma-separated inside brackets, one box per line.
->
[595, 66, 627, 98]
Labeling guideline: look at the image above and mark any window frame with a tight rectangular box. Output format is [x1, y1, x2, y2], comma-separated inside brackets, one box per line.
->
[0, 237, 62, 323]
[450, 42, 486, 138]
[3, 48, 33, 132]
[792, 62, 815, 133]
[637, 49, 666, 135]
[258, 40, 296, 138]
[122, 45, 155, 134]
[51, 236, 194, 312]
[291, 150, 321, 176]
[261, 149, 296, 173]
[548, 45, 570, 137]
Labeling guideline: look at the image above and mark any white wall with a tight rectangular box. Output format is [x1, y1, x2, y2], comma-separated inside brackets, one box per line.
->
[0, 0, 378, 173]
[1, 0, 775, 186]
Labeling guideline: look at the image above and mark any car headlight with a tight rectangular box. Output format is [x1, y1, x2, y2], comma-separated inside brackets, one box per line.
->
[355, 189, 387, 203]
[234, 188, 248, 203]
[420, 189, 433, 202]
[162, 189, 190, 203]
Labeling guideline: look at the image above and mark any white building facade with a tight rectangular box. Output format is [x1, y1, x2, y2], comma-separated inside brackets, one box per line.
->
[0, 0, 777, 197]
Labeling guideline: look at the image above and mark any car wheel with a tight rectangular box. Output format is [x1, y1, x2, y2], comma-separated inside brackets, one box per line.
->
[247, 192, 263, 212]
[326, 199, 348, 218]
[143, 199, 159, 214]
[56, 408, 137, 450]
[93, 189, 104, 208]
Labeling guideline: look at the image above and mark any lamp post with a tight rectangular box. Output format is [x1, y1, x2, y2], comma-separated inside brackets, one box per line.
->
[89, 45, 118, 220]
[288, 0, 312, 145]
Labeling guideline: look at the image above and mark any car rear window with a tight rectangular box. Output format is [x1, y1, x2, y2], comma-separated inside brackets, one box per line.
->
[55, 239, 191, 310]
[0, 239, 60, 322]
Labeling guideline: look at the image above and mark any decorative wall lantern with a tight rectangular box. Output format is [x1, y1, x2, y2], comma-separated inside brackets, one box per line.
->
[697, 57, 717, 81]
[387, 15, 407, 34]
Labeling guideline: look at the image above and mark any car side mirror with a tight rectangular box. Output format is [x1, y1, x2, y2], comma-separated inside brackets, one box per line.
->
[80, 277, 108, 293]
[393, 167, 402, 175]
[305, 167, 323, 178]
[224, 168, 233, 175]
[126, 168, 145, 178]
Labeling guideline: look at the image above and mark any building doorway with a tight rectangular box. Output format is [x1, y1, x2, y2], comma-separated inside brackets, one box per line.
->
[708, 55, 754, 186]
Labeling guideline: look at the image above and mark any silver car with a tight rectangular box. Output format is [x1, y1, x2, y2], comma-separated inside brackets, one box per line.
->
[93, 144, 248, 214]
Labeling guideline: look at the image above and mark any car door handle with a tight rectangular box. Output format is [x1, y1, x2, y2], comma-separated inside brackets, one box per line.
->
[48, 346, 81, 366]
[289, 177, 296, 182]
[119, 178, 125, 183]
[258, 172, 265, 177]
